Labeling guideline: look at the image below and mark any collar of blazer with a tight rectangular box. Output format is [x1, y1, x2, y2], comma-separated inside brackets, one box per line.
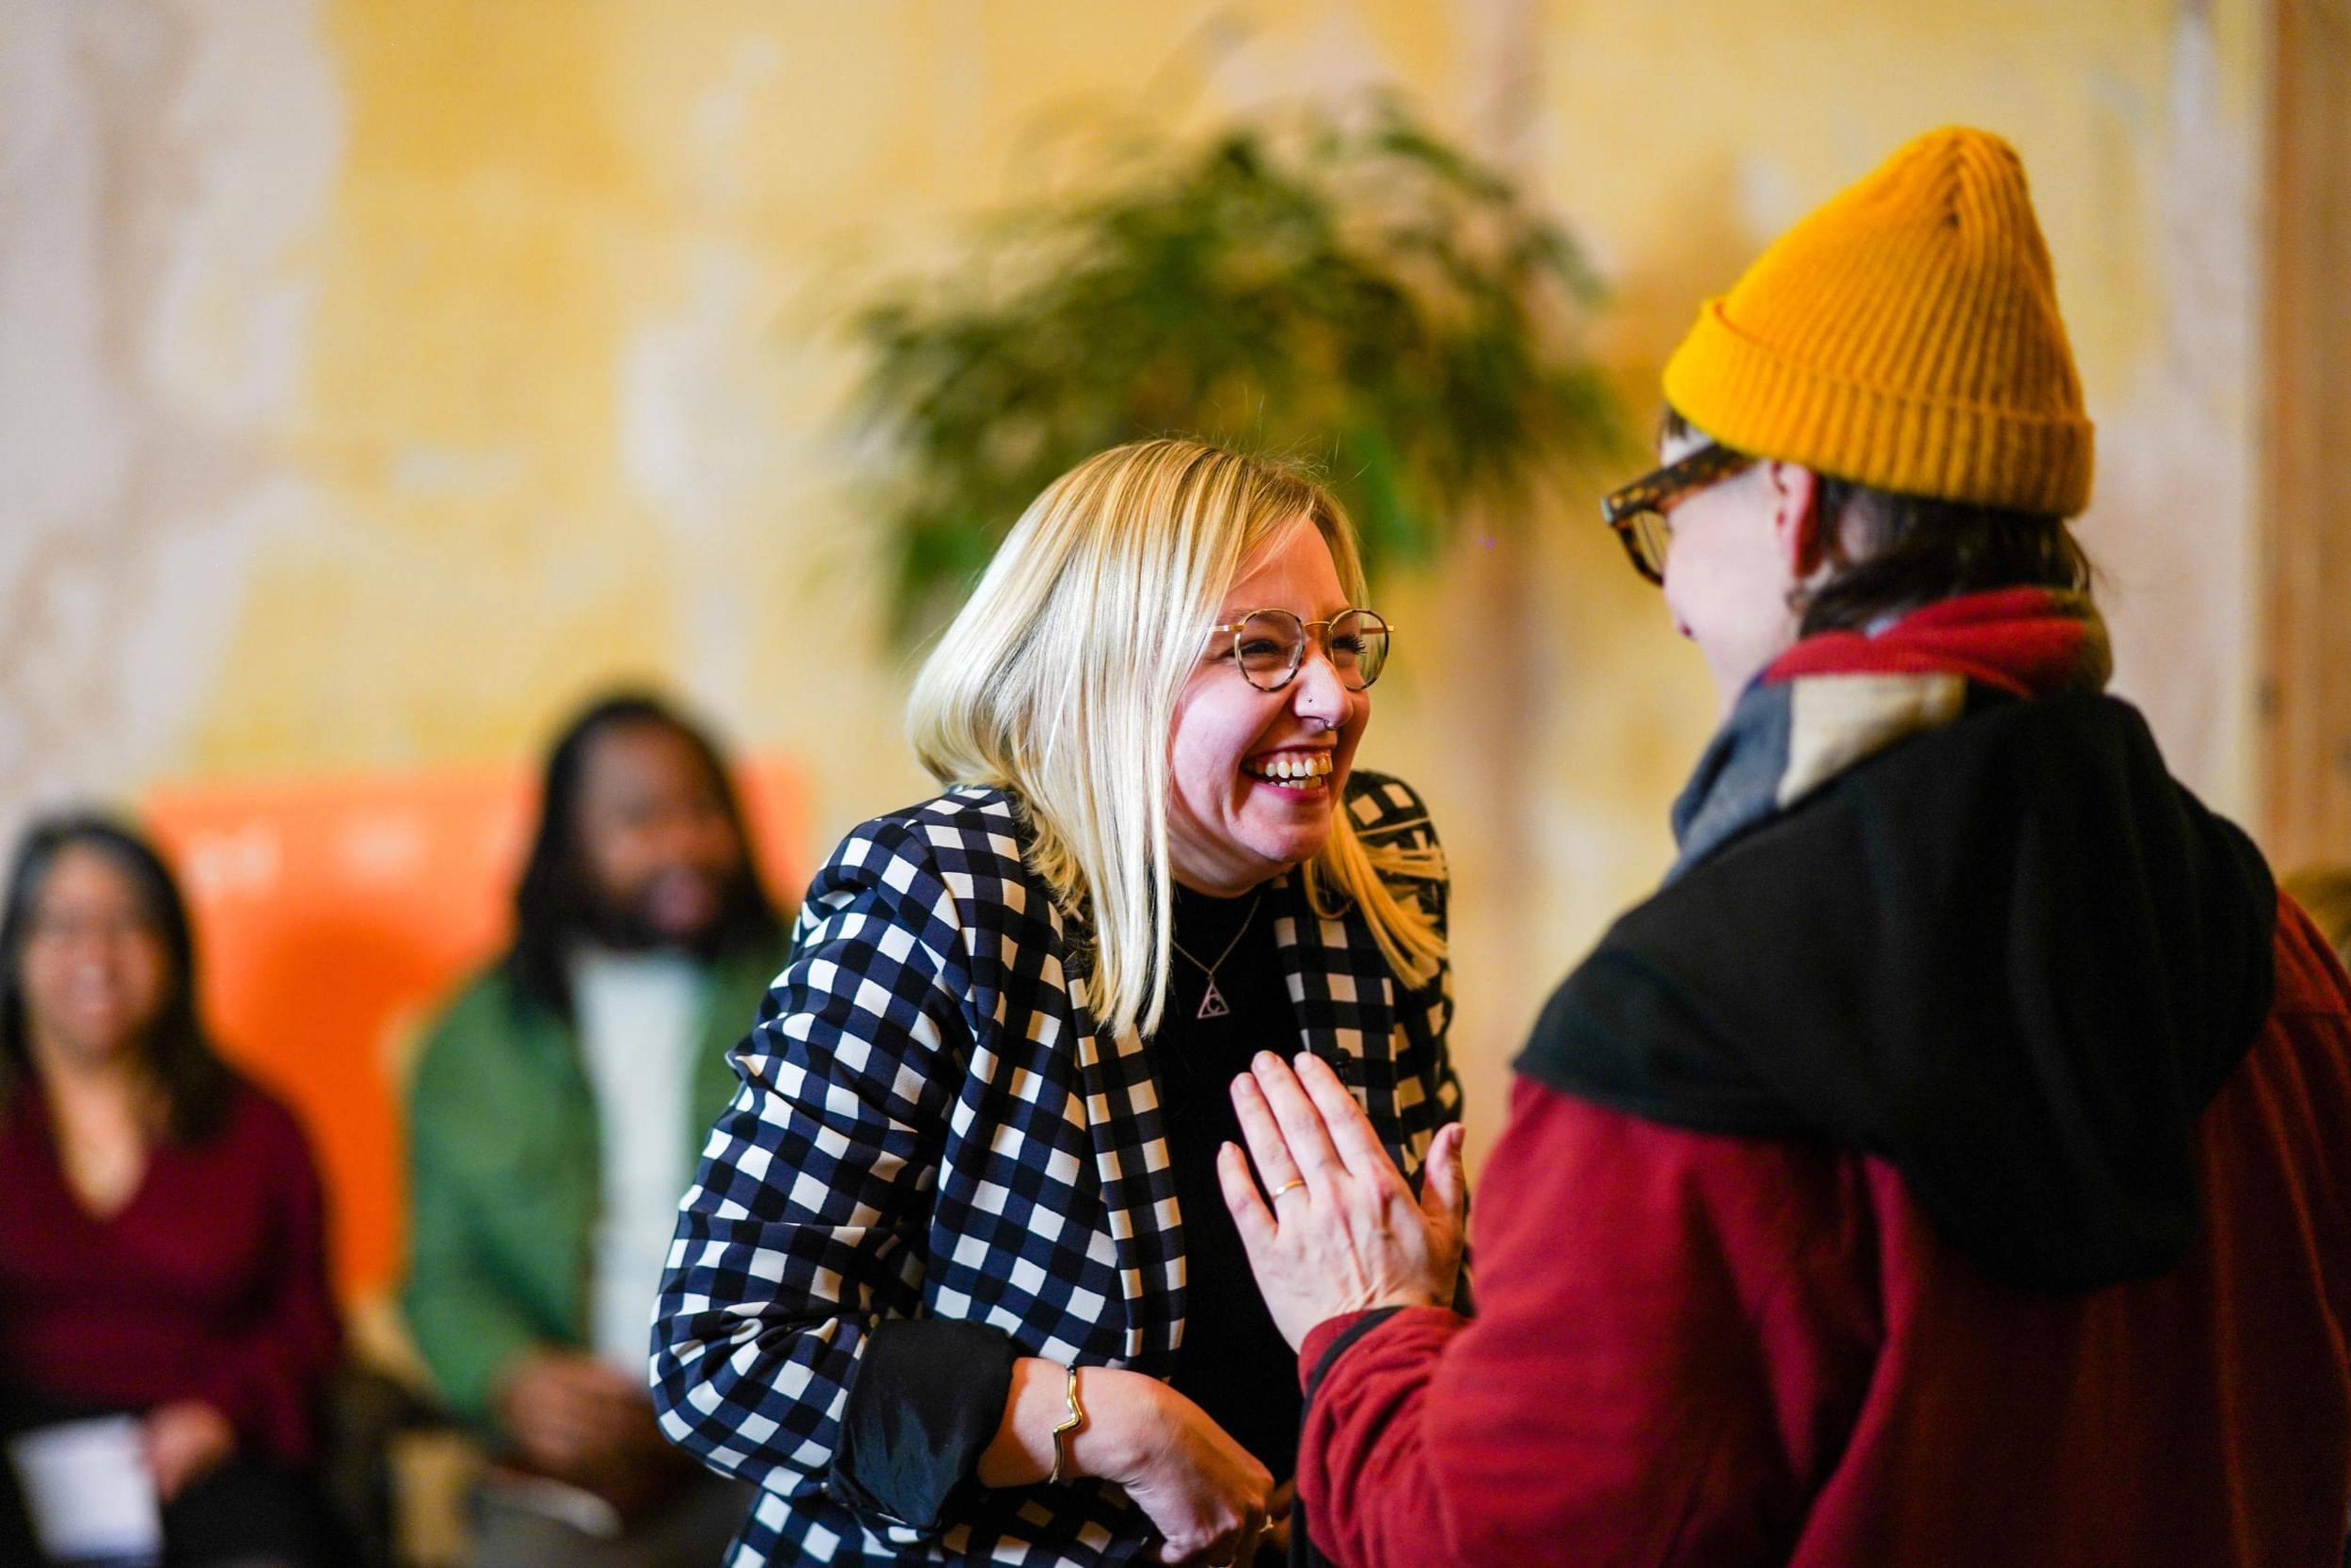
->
[1052, 862, 1395, 1364]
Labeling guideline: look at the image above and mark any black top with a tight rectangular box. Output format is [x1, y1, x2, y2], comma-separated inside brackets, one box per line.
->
[1518, 691, 2276, 1293]
[1154, 881, 1303, 1481]
[806, 773, 1451, 1557]
[828, 879, 1313, 1531]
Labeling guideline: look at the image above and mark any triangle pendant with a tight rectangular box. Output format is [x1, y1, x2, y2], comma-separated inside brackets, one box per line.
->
[1196, 977, 1232, 1019]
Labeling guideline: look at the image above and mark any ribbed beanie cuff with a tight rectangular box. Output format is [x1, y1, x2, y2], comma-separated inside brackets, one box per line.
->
[1662, 127, 2095, 519]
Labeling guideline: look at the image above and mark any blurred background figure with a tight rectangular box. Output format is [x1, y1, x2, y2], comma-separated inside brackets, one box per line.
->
[0, 816, 340, 1568]
[402, 694, 785, 1567]
[2282, 868, 2351, 972]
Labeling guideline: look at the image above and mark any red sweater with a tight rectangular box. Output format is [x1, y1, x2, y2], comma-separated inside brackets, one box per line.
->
[0, 1078, 340, 1467]
[1298, 899, 2351, 1567]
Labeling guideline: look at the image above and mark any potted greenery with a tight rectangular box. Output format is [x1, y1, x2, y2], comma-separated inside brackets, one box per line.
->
[849, 97, 1620, 639]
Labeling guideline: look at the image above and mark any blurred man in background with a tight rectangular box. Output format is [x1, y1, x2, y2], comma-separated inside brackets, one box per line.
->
[404, 693, 787, 1567]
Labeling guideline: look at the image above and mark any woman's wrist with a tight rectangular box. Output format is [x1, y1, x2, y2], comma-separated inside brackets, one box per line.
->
[1062, 1367, 1160, 1484]
[976, 1359, 1160, 1489]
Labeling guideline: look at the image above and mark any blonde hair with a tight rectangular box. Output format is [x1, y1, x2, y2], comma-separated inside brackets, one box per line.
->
[908, 438, 1444, 1043]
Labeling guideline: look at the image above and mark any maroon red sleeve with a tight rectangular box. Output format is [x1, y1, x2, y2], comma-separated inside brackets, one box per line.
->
[192, 1092, 342, 1467]
[1295, 1078, 1882, 1568]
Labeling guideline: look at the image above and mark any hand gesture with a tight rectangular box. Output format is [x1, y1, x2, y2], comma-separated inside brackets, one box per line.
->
[1218, 1052, 1467, 1349]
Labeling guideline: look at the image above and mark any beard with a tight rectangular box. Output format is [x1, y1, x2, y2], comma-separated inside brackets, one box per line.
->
[581, 867, 733, 956]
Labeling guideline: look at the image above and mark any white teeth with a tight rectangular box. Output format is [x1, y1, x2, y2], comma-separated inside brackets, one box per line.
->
[1250, 752, 1330, 782]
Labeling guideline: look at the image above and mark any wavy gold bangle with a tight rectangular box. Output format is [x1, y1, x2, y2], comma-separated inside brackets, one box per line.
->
[1047, 1363, 1086, 1486]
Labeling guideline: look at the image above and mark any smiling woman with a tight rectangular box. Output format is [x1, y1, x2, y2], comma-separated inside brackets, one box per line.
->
[0, 817, 340, 1568]
[1171, 531, 1378, 894]
[649, 439, 1461, 1568]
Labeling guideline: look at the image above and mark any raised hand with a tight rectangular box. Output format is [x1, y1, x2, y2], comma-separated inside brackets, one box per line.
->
[1218, 1052, 1467, 1349]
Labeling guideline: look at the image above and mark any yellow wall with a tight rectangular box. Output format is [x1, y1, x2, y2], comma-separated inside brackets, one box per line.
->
[0, 0, 2264, 1168]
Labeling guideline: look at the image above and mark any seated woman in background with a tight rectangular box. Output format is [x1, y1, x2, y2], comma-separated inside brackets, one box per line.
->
[652, 438, 1467, 1567]
[0, 816, 339, 1568]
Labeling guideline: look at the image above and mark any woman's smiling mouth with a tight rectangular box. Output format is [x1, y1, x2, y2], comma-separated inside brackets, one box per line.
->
[1243, 749, 1334, 790]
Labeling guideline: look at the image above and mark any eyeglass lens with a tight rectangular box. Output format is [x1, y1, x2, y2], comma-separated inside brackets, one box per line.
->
[1235, 609, 1390, 691]
[1625, 511, 1669, 580]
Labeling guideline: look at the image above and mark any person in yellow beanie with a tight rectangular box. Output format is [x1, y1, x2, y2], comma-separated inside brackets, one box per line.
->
[1210, 126, 2351, 1567]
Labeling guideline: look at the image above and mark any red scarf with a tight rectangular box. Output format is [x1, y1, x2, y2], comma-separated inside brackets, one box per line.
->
[1766, 587, 2112, 700]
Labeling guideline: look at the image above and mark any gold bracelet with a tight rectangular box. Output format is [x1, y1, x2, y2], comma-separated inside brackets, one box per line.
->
[1047, 1363, 1086, 1485]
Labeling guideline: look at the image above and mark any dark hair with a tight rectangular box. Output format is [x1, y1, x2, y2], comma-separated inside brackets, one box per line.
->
[504, 692, 784, 1022]
[1660, 408, 2093, 634]
[0, 816, 235, 1143]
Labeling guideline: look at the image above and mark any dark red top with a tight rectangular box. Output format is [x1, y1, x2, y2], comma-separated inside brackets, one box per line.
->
[1295, 899, 2351, 1568]
[0, 1077, 339, 1467]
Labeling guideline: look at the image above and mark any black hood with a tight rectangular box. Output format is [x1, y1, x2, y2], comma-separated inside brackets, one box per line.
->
[1519, 692, 2278, 1292]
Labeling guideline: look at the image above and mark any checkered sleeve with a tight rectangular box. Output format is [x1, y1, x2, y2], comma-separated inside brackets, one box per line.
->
[1413, 906, 1464, 1166]
[1357, 775, 1468, 1321]
[651, 815, 978, 1511]
[1419, 947, 1463, 1139]
[1357, 772, 1463, 1163]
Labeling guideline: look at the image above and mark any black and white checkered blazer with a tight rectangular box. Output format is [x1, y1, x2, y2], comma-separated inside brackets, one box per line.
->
[652, 771, 1457, 1567]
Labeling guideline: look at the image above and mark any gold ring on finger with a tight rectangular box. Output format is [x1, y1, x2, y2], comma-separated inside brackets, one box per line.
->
[1270, 1178, 1307, 1200]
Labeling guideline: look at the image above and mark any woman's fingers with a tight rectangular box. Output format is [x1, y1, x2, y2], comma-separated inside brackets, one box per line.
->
[1264, 1479, 1295, 1554]
[1291, 1052, 1396, 1182]
[1248, 1052, 1348, 1189]
[1421, 1122, 1468, 1231]
[1216, 1142, 1278, 1253]
[1229, 1070, 1309, 1197]
[1153, 1510, 1262, 1568]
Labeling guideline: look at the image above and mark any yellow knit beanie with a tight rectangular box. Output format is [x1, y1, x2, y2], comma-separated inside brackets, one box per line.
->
[1662, 126, 2094, 518]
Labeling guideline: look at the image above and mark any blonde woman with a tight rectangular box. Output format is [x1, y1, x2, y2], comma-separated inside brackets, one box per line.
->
[651, 439, 1466, 1567]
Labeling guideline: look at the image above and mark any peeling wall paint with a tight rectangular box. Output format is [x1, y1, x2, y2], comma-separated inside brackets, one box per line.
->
[0, 0, 340, 823]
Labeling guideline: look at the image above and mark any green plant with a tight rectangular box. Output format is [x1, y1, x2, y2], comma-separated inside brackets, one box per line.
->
[850, 97, 1619, 639]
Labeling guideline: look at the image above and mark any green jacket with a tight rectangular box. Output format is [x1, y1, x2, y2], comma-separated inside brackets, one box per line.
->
[401, 947, 779, 1430]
